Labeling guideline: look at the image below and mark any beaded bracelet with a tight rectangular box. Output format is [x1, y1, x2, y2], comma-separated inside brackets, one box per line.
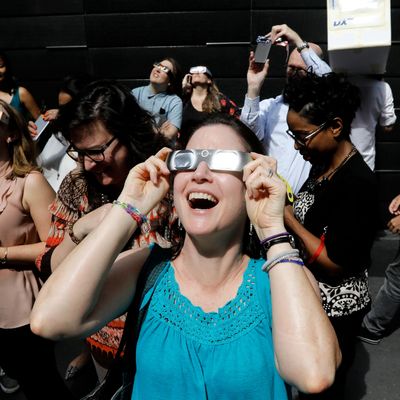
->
[261, 249, 300, 272]
[265, 256, 304, 274]
[113, 200, 147, 226]
[0, 247, 8, 264]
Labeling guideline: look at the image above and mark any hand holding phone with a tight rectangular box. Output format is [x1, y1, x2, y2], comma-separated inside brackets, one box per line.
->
[254, 37, 272, 64]
[32, 115, 50, 141]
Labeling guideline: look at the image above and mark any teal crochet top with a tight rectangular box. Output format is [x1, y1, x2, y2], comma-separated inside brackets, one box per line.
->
[132, 258, 289, 399]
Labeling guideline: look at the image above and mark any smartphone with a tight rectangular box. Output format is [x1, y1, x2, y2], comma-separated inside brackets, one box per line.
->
[254, 41, 272, 64]
[32, 115, 50, 141]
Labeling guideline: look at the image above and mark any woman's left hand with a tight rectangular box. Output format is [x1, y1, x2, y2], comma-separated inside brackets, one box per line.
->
[243, 153, 287, 234]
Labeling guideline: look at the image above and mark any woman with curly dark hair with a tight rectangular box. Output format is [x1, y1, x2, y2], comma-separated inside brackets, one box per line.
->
[283, 72, 378, 399]
[35, 79, 173, 384]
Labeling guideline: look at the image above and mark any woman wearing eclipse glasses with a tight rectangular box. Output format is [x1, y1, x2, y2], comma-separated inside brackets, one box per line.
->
[181, 65, 240, 139]
[32, 114, 340, 400]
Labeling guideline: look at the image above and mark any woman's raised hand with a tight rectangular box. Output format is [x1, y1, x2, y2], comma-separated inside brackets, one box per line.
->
[243, 153, 287, 234]
[118, 147, 172, 215]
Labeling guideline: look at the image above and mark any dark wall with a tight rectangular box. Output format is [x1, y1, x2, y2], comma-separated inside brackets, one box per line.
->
[1, 0, 399, 226]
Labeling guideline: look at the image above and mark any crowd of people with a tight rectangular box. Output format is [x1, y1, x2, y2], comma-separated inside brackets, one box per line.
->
[0, 22, 398, 400]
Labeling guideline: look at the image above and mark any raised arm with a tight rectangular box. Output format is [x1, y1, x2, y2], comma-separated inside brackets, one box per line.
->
[240, 52, 269, 140]
[31, 148, 172, 340]
[244, 154, 340, 394]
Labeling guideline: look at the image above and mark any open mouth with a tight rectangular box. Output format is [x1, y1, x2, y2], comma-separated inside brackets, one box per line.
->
[188, 192, 218, 209]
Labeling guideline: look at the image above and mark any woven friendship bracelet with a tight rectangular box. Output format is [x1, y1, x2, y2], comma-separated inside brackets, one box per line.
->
[261, 249, 300, 272]
[265, 256, 304, 274]
[113, 200, 147, 226]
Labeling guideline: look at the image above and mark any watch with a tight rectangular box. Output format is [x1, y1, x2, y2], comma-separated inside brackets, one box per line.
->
[297, 41, 309, 53]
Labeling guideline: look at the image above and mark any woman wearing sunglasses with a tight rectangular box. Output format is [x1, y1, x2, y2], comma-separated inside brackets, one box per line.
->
[181, 65, 240, 139]
[283, 72, 378, 399]
[132, 58, 183, 140]
[35, 80, 172, 386]
[32, 114, 340, 399]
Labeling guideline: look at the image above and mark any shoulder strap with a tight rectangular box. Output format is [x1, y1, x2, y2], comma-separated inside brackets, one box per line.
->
[119, 244, 172, 376]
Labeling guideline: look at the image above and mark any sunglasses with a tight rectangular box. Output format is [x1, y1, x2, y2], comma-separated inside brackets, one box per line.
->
[189, 66, 213, 77]
[67, 136, 117, 163]
[153, 62, 172, 77]
[167, 149, 251, 172]
[286, 121, 328, 147]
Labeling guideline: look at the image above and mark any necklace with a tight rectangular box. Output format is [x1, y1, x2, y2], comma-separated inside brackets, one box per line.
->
[319, 146, 358, 184]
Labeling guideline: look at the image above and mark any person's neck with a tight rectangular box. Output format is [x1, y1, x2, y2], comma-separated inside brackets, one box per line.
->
[174, 233, 247, 288]
[320, 140, 356, 181]
[192, 84, 208, 97]
[173, 236, 249, 313]
[150, 82, 168, 94]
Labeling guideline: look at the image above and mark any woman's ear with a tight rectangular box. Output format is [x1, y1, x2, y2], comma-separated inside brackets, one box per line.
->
[330, 117, 343, 139]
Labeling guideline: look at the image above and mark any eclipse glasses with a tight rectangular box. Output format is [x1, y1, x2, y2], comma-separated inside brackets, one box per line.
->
[166, 149, 294, 202]
[189, 66, 213, 77]
[167, 149, 251, 172]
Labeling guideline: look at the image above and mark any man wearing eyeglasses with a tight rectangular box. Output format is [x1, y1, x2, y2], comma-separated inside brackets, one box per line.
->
[240, 24, 331, 194]
[132, 58, 183, 140]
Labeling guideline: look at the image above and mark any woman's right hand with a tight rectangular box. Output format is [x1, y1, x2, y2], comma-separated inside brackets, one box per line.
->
[182, 74, 192, 89]
[118, 147, 172, 215]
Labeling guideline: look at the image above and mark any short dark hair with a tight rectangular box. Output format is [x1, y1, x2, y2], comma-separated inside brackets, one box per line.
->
[283, 72, 360, 138]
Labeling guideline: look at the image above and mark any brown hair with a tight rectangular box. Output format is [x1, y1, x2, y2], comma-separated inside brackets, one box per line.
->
[0, 100, 39, 178]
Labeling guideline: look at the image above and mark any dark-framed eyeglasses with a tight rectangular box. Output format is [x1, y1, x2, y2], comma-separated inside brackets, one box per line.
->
[286, 121, 328, 147]
[153, 62, 172, 77]
[66, 136, 117, 163]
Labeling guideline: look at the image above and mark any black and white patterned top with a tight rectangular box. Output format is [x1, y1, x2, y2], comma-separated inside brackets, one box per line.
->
[293, 152, 378, 317]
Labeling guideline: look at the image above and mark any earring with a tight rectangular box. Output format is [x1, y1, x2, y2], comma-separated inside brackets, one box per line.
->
[249, 222, 253, 237]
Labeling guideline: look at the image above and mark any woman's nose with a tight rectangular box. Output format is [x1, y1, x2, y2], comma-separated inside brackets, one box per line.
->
[83, 156, 99, 171]
[192, 161, 213, 182]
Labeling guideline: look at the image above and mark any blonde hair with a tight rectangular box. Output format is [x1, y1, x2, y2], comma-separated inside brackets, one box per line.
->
[0, 100, 39, 178]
